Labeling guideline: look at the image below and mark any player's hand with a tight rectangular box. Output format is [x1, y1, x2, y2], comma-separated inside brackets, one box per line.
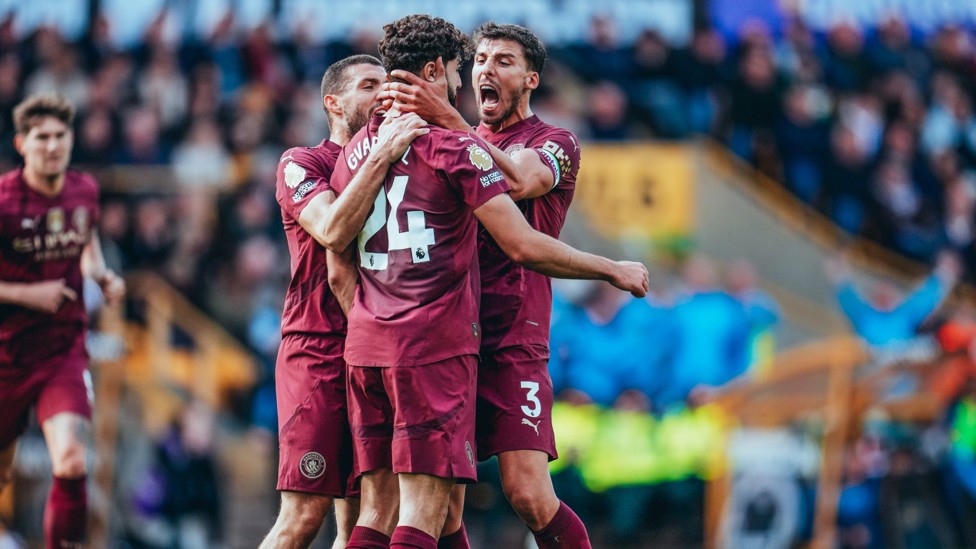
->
[97, 270, 126, 304]
[609, 261, 649, 298]
[386, 57, 465, 129]
[19, 278, 77, 313]
[374, 113, 430, 164]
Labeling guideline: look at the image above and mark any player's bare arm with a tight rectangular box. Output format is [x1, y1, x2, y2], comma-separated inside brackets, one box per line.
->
[304, 113, 429, 252]
[387, 60, 550, 199]
[0, 279, 77, 314]
[82, 229, 126, 304]
[474, 194, 649, 297]
[327, 246, 358, 316]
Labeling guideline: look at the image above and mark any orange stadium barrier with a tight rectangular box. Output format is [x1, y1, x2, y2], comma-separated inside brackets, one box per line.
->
[707, 335, 949, 549]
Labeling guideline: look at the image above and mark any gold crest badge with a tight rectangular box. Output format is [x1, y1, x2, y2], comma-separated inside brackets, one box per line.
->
[47, 207, 65, 233]
[467, 145, 493, 171]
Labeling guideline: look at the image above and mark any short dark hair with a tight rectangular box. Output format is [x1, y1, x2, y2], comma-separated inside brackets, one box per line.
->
[13, 94, 75, 134]
[473, 22, 547, 74]
[320, 54, 383, 100]
[378, 14, 473, 75]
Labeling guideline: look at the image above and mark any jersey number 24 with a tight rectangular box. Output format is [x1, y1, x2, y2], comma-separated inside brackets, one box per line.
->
[358, 175, 435, 270]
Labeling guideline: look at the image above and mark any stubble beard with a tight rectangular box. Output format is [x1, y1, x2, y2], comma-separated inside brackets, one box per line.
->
[447, 86, 458, 108]
[481, 86, 524, 127]
[345, 105, 373, 138]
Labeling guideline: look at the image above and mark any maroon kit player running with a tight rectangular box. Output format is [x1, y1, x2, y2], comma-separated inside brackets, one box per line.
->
[387, 22, 598, 548]
[329, 15, 648, 549]
[0, 95, 125, 549]
[261, 55, 427, 549]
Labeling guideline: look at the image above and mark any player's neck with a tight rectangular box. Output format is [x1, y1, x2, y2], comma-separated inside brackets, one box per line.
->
[23, 167, 65, 197]
[484, 105, 533, 133]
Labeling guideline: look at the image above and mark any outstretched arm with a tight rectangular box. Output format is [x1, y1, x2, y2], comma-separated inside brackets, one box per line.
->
[82, 228, 126, 304]
[300, 113, 429, 252]
[387, 59, 553, 200]
[474, 194, 648, 297]
[900, 251, 961, 325]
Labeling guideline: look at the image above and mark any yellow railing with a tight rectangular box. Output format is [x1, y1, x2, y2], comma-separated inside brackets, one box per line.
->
[706, 335, 946, 549]
[123, 271, 258, 418]
[86, 271, 258, 545]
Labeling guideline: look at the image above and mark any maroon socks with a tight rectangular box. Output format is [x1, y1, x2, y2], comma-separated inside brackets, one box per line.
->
[44, 476, 87, 549]
[532, 501, 591, 549]
[437, 522, 470, 549]
[347, 525, 392, 549]
[391, 525, 437, 549]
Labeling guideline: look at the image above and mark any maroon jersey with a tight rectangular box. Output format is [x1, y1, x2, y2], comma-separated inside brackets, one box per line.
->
[0, 168, 99, 366]
[274, 140, 347, 338]
[476, 116, 581, 351]
[330, 114, 510, 367]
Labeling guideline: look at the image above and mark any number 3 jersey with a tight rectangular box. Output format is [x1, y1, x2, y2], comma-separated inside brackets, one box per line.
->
[476, 116, 580, 353]
[0, 168, 99, 366]
[330, 113, 510, 367]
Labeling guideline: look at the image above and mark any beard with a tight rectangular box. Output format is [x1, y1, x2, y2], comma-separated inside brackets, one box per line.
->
[448, 85, 459, 108]
[480, 86, 524, 126]
[345, 104, 375, 137]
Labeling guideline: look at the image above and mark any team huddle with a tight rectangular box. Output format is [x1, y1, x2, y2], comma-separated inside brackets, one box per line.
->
[0, 12, 648, 549]
[264, 14, 647, 549]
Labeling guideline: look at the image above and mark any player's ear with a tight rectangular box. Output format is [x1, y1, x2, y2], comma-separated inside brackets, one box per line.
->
[323, 94, 341, 116]
[423, 60, 438, 82]
[525, 71, 540, 91]
[12, 133, 23, 155]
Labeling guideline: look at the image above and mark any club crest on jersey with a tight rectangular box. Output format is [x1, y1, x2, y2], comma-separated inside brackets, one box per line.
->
[504, 144, 524, 157]
[47, 208, 65, 233]
[72, 207, 89, 233]
[465, 441, 474, 467]
[300, 451, 326, 479]
[283, 161, 307, 189]
[467, 144, 493, 171]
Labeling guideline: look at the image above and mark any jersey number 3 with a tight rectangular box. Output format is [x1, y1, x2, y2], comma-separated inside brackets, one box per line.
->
[358, 175, 435, 270]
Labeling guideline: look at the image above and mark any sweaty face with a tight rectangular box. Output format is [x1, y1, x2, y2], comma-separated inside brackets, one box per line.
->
[473, 38, 533, 126]
[17, 117, 73, 180]
[445, 58, 463, 108]
[339, 64, 387, 136]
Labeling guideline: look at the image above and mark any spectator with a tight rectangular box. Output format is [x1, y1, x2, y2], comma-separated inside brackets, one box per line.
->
[824, 250, 961, 347]
[725, 258, 781, 377]
[549, 281, 672, 407]
[153, 400, 224, 548]
[660, 255, 750, 408]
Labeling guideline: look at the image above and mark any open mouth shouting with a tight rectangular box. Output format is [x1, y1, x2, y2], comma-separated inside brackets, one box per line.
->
[479, 83, 501, 114]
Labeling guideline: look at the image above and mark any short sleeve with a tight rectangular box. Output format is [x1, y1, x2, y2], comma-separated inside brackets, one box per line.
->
[83, 172, 101, 228]
[441, 133, 511, 209]
[531, 129, 581, 192]
[275, 148, 333, 220]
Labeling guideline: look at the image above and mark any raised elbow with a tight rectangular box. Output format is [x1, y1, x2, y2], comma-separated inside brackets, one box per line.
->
[321, 231, 344, 253]
[318, 219, 348, 253]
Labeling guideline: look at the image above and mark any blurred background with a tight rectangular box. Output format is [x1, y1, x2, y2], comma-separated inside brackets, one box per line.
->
[2, 0, 976, 547]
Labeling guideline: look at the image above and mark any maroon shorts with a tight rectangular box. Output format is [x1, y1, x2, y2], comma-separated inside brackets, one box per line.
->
[347, 355, 478, 483]
[275, 334, 355, 497]
[476, 344, 557, 462]
[0, 338, 92, 449]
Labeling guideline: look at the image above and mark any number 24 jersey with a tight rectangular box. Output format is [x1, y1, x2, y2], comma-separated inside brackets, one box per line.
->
[329, 114, 510, 367]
